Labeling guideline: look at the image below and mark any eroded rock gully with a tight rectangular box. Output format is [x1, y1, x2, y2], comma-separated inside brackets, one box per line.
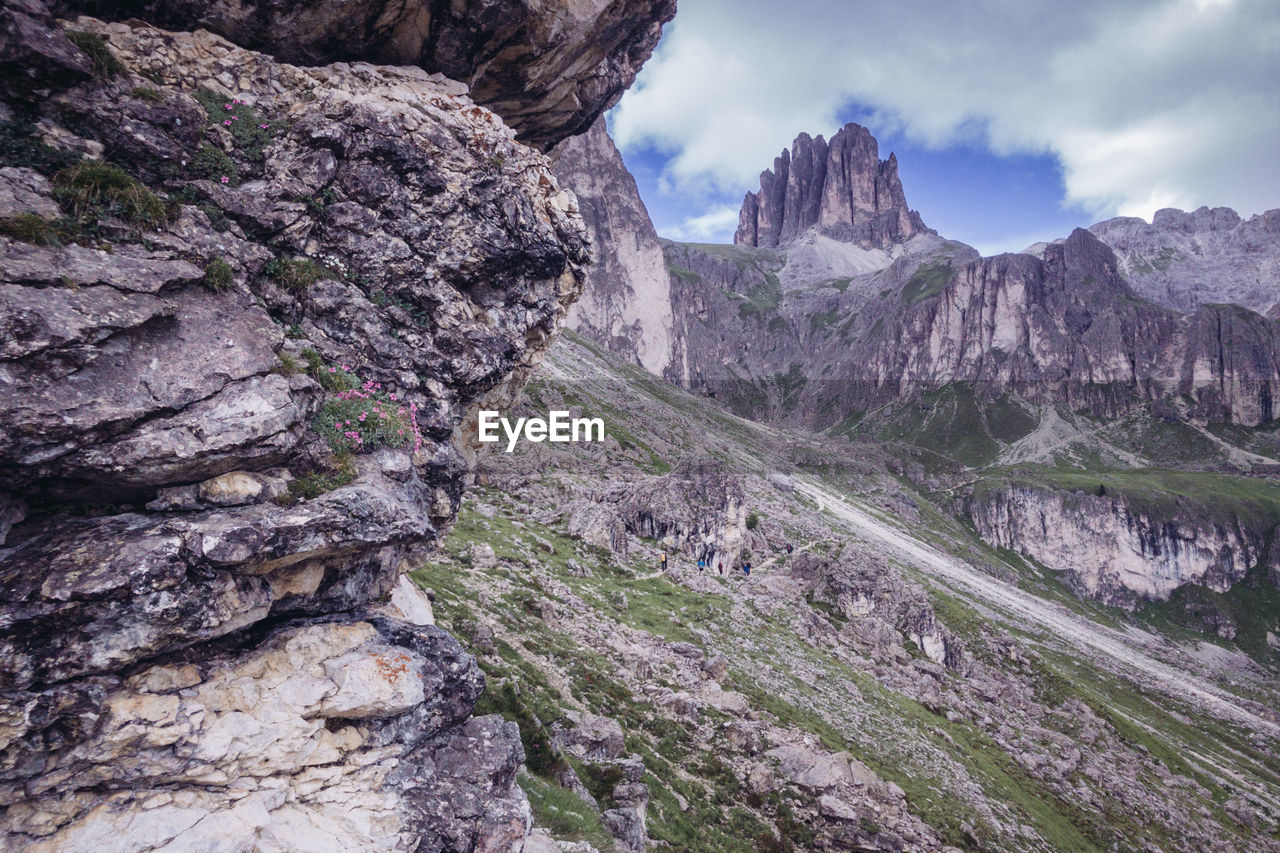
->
[0, 0, 677, 846]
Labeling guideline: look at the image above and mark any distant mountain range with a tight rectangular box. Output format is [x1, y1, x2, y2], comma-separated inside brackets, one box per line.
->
[555, 120, 1280, 429]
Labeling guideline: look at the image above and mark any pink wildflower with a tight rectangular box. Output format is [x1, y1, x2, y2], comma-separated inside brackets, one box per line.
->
[220, 176, 229, 184]
[223, 119, 233, 126]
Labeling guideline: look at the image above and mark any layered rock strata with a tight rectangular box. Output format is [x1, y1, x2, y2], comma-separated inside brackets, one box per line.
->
[0, 5, 598, 849]
[55, 0, 678, 150]
[968, 485, 1270, 607]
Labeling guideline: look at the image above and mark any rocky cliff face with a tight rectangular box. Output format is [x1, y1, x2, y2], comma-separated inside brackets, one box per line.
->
[0, 1, 667, 847]
[968, 485, 1270, 608]
[1082, 206, 1280, 316]
[839, 228, 1280, 425]
[551, 118, 680, 375]
[734, 123, 928, 250]
[660, 224, 1280, 428]
[55, 0, 677, 150]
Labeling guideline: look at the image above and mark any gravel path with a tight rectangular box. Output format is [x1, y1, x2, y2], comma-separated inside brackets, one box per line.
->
[797, 478, 1280, 737]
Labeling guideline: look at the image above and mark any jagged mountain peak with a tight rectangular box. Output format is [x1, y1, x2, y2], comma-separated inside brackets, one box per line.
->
[734, 122, 929, 251]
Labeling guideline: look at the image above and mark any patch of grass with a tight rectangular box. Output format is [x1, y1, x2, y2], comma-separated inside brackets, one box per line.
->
[199, 258, 235, 291]
[264, 256, 338, 293]
[902, 260, 953, 304]
[738, 272, 782, 320]
[53, 160, 169, 227]
[0, 214, 67, 246]
[131, 86, 164, 103]
[667, 263, 702, 285]
[67, 31, 123, 78]
[275, 454, 356, 504]
[808, 308, 839, 333]
[1142, 563, 1280, 663]
[518, 772, 618, 852]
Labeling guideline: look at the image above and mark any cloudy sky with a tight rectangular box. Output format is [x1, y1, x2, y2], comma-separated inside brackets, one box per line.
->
[607, 0, 1280, 255]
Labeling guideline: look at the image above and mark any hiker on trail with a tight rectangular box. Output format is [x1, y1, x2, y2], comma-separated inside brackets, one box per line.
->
[660, 552, 668, 571]
[786, 543, 793, 555]
[742, 562, 751, 576]
[717, 562, 724, 575]
[697, 558, 706, 572]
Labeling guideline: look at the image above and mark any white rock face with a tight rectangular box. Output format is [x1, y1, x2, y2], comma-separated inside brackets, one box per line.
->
[552, 119, 679, 375]
[5, 623, 432, 850]
[969, 487, 1262, 604]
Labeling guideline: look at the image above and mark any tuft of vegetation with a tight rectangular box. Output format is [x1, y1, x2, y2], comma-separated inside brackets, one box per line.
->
[193, 88, 283, 163]
[902, 260, 954, 304]
[263, 255, 337, 293]
[308, 363, 418, 455]
[131, 86, 163, 103]
[276, 454, 356, 504]
[53, 160, 169, 227]
[199, 258, 235, 291]
[274, 351, 303, 376]
[0, 214, 67, 246]
[67, 31, 123, 78]
[188, 144, 239, 184]
[746, 511, 760, 531]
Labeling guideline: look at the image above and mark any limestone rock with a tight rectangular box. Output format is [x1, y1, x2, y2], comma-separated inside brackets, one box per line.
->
[968, 486, 1266, 605]
[0, 6, 597, 849]
[550, 710, 626, 762]
[57, 0, 676, 149]
[735, 123, 929, 250]
[552, 117, 677, 373]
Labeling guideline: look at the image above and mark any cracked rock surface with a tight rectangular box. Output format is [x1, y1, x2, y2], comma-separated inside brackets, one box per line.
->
[0, 2, 608, 848]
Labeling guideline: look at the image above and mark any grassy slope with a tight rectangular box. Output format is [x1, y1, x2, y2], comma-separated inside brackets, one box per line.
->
[409, 335, 1279, 851]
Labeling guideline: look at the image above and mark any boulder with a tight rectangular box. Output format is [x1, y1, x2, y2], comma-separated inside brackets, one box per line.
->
[550, 710, 626, 762]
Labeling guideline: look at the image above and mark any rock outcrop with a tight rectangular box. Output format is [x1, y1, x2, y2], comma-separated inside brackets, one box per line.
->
[551, 117, 679, 374]
[1027, 206, 1280, 316]
[789, 546, 967, 670]
[967, 484, 1269, 607]
[0, 5, 598, 849]
[613, 457, 748, 568]
[734, 123, 928, 250]
[56, 0, 677, 150]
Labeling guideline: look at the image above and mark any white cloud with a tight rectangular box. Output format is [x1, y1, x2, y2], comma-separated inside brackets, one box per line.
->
[612, 0, 1280, 223]
[661, 204, 742, 242]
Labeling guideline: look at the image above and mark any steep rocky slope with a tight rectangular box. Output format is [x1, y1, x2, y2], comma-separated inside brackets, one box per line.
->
[0, 1, 673, 849]
[54, 0, 677, 150]
[551, 118, 679, 376]
[410, 332, 1280, 852]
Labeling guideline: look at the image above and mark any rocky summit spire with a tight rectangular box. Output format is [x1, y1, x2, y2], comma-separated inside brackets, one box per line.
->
[734, 123, 928, 249]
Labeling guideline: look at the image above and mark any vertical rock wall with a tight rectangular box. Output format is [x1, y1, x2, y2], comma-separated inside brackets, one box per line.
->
[0, 1, 678, 846]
